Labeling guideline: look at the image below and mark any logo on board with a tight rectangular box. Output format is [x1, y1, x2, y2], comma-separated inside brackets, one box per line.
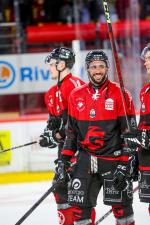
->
[0, 61, 16, 89]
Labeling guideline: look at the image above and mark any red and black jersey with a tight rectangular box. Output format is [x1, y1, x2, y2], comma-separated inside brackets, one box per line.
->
[138, 81, 150, 130]
[45, 73, 84, 122]
[62, 80, 136, 158]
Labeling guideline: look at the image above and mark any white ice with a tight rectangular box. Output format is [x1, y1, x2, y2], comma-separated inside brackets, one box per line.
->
[0, 181, 149, 225]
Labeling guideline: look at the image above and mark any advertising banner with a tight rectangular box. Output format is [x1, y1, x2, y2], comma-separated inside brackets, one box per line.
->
[0, 50, 113, 95]
[0, 130, 11, 165]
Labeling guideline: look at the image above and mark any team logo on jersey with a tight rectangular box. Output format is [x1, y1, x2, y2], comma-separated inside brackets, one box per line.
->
[58, 210, 65, 225]
[76, 97, 85, 111]
[90, 109, 96, 118]
[81, 126, 105, 150]
[105, 98, 114, 110]
[72, 178, 81, 190]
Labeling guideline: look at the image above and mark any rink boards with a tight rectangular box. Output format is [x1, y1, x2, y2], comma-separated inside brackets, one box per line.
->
[0, 116, 56, 183]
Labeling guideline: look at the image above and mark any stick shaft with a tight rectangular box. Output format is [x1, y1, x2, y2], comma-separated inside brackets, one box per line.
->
[102, 0, 130, 131]
[14, 182, 59, 225]
[0, 141, 37, 153]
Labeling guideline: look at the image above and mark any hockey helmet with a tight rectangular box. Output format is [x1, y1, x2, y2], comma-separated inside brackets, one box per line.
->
[57, 47, 75, 69]
[141, 43, 150, 60]
[45, 48, 59, 64]
[45, 47, 75, 69]
[85, 50, 109, 68]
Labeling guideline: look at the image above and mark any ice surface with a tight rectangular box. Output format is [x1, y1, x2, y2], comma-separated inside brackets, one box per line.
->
[0, 181, 149, 225]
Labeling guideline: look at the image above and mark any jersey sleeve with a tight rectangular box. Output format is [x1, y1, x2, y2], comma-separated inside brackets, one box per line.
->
[117, 89, 137, 132]
[44, 88, 55, 115]
[62, 78, 84, 110]
[61, 93, 78, 157]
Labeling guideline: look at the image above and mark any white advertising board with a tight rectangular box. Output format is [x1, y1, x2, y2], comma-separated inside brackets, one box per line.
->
[0, 118, 57, 173]
[0, 50, 114, 95]
[0, 53, 55, 95]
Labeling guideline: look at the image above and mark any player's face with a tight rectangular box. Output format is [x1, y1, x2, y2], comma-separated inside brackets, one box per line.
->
[47, 58, 59, 80]
[87, 60, 108, 86]
[144, 51, 150, 75]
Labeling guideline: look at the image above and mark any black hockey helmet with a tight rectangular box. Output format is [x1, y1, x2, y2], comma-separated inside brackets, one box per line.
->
[45, 48, 59, 64]
[57, 47, 75, 69]
[141, 43, 150, 60]
[85, 50, 109, 68]
[45, 47, 75, 69]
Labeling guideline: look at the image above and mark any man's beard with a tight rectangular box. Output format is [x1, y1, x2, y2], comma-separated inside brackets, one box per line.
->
[89, 73, 108, 87]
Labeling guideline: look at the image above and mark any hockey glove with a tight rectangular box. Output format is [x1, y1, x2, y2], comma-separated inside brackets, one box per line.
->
[39, 129, 58, 148]
[113, 164, 129, 191]
[47, 115, 66, 140]
[122, 129, 150, 150]
[140, 129, 150, 149]
[54, 155, 72, 183]
[113, 153, 136, 191]
[122, 130, 140, 149]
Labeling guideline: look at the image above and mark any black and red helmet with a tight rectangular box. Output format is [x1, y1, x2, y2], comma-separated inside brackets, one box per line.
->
[85, 50, 109, 68]
[45, 47, 75, 69]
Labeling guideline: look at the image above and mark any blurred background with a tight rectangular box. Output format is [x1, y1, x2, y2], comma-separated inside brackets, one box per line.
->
[0, 0, 150, 178]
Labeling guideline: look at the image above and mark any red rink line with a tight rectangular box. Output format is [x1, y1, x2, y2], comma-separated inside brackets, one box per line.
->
[0, 114, 48, 123]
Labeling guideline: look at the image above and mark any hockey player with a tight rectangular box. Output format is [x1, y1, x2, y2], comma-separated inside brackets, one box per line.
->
[39, 47, 84, 225]
[124, 43, 150, 215]
[60, 50, 137, 225]
[138, 43, 150, 214]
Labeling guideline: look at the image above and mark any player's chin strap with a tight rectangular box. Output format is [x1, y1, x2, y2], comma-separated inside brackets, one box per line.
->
[56, 60, 66, 87]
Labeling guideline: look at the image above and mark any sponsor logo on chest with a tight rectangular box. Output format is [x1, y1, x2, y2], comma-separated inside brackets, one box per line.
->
[105, 98, 114, 110]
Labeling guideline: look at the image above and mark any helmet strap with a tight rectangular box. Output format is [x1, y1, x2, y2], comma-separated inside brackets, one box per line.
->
[57, 71, 61, 87]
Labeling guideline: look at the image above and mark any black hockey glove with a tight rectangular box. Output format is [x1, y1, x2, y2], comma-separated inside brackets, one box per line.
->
[54, 155, 72, 183]
[122, 129, 150, 150]
[113, 154, 137, 191]
[113, 164, 129, 191]
[47, 115, 66, 140]
[39, 128, 58, 148]
[122, 130, 140, 149]
[140, 129, 150, 149]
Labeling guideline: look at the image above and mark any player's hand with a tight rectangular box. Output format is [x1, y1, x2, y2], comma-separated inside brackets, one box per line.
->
[54, 155, 72, 183]
[113, 164, 129, 191]
[39, 129, 58, 148]
[122, 129, 150, 150]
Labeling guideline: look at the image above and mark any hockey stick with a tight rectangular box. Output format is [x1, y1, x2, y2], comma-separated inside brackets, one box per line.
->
[95, 185, 139, 224]
[0, 141, 37, 154]
[14, 181, 60, 225]
[101, 0, 131, 131]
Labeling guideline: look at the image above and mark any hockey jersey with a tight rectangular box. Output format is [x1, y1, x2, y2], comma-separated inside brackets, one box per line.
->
[138, 81, 150, 130]
[45, 73, 84, 123]
[62, 80, 136, 158]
